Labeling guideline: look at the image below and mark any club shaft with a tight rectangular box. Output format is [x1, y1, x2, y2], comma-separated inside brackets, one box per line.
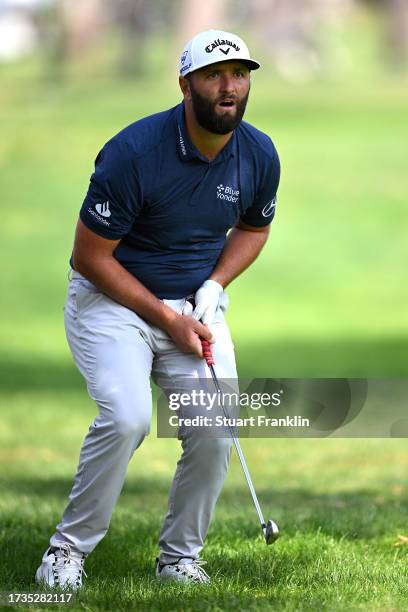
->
[209, 364, 266, 528]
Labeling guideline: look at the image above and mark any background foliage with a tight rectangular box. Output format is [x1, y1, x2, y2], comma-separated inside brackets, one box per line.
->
[0, 2, 407, 609]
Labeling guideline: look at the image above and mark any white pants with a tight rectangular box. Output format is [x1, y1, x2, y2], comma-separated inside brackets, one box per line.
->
[50, 273, 237, 563]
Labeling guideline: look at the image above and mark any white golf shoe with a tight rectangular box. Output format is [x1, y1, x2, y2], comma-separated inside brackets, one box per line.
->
[35, 542, 87, 590]
[155, 557, 211, 584]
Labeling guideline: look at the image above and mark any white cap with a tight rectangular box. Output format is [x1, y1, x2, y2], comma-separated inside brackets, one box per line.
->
[179, 29, 260, 77]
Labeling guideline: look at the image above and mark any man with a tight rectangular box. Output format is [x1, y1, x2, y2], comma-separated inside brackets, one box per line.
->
[35, 29, 280, 588]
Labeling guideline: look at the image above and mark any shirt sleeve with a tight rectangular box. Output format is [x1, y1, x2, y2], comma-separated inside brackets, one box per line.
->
[240, 145, 281, 227]
[79, 139, 142, 239]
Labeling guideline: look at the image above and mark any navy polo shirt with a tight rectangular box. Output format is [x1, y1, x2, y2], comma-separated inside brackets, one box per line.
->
[78, 102, 280, 299]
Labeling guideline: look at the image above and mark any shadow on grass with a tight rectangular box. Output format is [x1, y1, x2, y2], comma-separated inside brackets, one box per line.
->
[236, 337, 408, 378]
[1, 335, 407, 394]
[1, 473, 406, 596]
[1, 474, 406, 543]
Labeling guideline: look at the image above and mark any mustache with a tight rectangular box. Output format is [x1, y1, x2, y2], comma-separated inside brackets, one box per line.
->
[216, 95, 239, 103]
[189, 82, 250, 135]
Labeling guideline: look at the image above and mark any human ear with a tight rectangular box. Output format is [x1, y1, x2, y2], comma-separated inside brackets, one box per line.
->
[179, 75, 193, 102]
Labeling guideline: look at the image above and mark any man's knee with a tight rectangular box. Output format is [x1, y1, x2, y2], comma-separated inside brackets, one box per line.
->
[93, 379, 152, 439]
[187, 436, 232, 467]
[112, 411, 151, 439]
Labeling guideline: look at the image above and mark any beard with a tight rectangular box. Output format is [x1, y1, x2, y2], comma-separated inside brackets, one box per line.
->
[189, 82, 250, 135]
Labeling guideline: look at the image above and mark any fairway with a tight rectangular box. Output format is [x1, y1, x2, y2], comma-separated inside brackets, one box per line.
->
[1, 397, 407, 610]
[1, 58, 408, 609]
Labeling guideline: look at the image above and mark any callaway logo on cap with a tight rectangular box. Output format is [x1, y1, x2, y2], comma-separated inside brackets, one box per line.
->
[179, 29, 260, 76]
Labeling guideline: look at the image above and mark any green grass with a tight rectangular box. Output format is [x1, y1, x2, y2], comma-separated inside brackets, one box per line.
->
[1, 32, 408, 610]
[1, 71, 407, 374]
[1, 393, 407, 610]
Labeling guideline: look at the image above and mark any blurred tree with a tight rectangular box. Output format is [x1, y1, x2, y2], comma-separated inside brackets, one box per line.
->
[33, 0, 67, 81]
[108, 0, 176, 77]
[34, 0, 106, 81]
[59, 0, 105, 58]
[177, 0, 226, 45]
[359, 0, 408, 67]
[35, 0, 173, 80]
[387, 0, 408, 66]
[110, 0, 153, 77]
[249, 0, 354, 80]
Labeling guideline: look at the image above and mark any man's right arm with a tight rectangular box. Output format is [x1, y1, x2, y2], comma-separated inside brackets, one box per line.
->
[72, 219, 213, 357]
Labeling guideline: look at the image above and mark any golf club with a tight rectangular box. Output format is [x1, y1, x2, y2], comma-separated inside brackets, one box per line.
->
[188, 298, 279, 545]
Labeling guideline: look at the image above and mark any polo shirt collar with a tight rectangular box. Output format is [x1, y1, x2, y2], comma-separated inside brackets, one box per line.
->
[175, 102, 236, 164]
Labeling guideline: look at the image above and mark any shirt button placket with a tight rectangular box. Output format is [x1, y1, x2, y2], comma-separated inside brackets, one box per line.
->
[189, 163, 211, 206]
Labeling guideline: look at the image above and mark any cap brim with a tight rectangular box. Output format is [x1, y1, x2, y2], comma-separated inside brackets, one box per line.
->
[182, 57, 261, 76]
[240, 59, 261, 71]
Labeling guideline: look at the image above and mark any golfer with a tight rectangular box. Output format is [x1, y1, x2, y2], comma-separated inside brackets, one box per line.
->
[36, 29, 280, 587]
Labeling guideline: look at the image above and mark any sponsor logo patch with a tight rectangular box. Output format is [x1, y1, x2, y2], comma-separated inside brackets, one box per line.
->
[262, 196, 277, 218]
[88, 207, 111, 227]
[205, 38, 240, 54]
[95, 201, 111, 217]
[180, 62, 192, 74]
[178, 125, 187, 156]
[217, 183, 240, 203]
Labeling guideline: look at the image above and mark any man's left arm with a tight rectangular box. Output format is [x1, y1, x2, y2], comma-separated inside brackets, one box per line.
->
[192, 141, 280, 324]
[209, 220, 270, 289]
[190, 222, 270, 323]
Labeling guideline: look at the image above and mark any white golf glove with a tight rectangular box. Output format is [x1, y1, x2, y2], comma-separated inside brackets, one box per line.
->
[183, 280, 229, 325]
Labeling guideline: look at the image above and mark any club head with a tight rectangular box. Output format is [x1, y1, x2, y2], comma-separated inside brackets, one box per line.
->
[264, 519, 279, 545]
